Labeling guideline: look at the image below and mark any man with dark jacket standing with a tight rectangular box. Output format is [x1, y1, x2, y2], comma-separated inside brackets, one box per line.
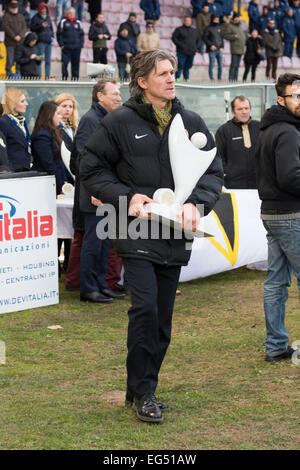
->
[203, 14, 224, 80]
[56, 6, 84, 80]
[88, 12, 111, 64]
[80, 49, 223, 423]
[172, 15, 201, 82]
[2, 0, 27, 77]
[262, 17, 282, 80]
[216, 95, 259, 188]
[118, 12, 141, 46]
[72, 78, 124, 302]
[30, 2, 53, 79]
[255, 73, 300, 362]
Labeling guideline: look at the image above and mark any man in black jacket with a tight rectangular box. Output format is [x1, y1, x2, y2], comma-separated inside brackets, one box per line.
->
[255, 73, 300, 362]
[73, 79, 124, 302]
[216, 95, 260, 188]
[80, 49, 223, 423]
[118, 12, 141, 45]
[172, 15, 201, 82]
[203, 15, 224, 81]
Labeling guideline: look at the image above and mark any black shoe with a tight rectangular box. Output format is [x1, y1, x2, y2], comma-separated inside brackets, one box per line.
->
[80, 291, 113, 303]
[265, 345, 297, 362]
[125, 389, 169, 411]
[100, 288, 125, 300]
[133, 395, 163, 423]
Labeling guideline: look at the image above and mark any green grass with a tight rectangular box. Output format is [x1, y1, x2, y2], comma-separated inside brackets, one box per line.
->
[0, 267, 300, 450]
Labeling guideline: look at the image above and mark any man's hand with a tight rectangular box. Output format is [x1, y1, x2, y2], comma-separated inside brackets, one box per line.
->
[14, 35, 21, 42]
[91, 196, 103, 206]
[210, 45, 216, 51]
[128, 193, 154, 219]
[178, 203, 200, 232]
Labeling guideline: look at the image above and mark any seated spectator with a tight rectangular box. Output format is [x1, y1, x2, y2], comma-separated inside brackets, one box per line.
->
[15, 32, 41, 78]
[248, 0, 260, 33]
[137, 21, 160, 51]
[31, 100, 74, 195]
[118, 12, 141, 46]
[203, 14, 224, 81]
[2, 0, 27, 78]
[0, 88, 31, 171]
[114, 27, 138, 81]
[56, 7, 84, 80]
[86, 0, 102, 23]
[282, 9, 296, 58]
[71, 0, 84, 21]
[88, 12, 111, 64]
[243, 29, 264, 82]
[28, 0, 49, 20]
[30, 2, 54, 80]
[139, 0, 160, 30]
[262, 17, 282, 80]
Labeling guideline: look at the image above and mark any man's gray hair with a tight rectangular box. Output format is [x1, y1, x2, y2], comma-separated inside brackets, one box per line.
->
[129, 50, 177, 99]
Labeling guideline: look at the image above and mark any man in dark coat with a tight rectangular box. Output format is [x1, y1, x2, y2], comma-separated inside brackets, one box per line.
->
[255, 73, 300, 362]
[15, 31, 41, 78]
[203, 14, 224, 80]
[2, 0, 27, 77]
[248, 0, 260, 32]
[80, 49, 223, 423]
[88, 12, 111, 64]
[171, 15, 201, 81]
[263, 17, 282, 80]
[282, 9, 296, 58]
[118, 12, 141, 45]
[216, 95, 260, 188]
[72, 79, 124, 301]
[114, 27, 138, 81]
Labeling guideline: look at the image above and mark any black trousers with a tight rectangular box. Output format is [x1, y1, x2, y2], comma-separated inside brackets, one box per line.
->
[61, 47, 81, 80]
[93, 47, 108, 64]
[122, 258, 181, 398]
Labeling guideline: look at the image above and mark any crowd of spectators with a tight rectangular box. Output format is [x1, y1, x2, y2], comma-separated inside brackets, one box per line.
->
[0, 0, 299, 82]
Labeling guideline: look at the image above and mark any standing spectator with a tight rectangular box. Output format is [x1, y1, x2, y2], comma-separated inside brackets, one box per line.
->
[86, 0, 102, 23]
[267, 0, 276, 20]
[207, 0, 218, 15]
[255, 73, 300, 362]
[30, 2, 54, 80]
[262, 17, 282, 80]
[28, 0, 49, 19]
[216, 95, 260, 188]
[2, 0, 27, 77]
[191, 0, 205, 18]
[56, 6, 84, 80]
[118, 12, 141, 46]
[31, 101, 74, 195]
[203, 14, 224, 81]
[171, 15, 201, 82]
[88, 12, 111, 64]
[139, 0, 160, 30]
[293, 0, 300, 57]
[56, 0, 71, 23]
[248, 0, 260, 33]
[71, 0, 84, 21]
[258, 6, 270, 34]
[15, 31, 41, 78]
[196, 4, 211, 54]
[223, 12, 246, 82]
[282, 9, 296, 58]
[0, 88, 31, 171]
[114, 27, 138, 81]
[77, 79, 124, 303]
[137, 20, 160, 51]
[243, 28, 264, 82]
[274, 0, 284, 32]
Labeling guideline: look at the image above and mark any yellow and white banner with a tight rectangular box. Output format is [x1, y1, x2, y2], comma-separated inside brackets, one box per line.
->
[180, 189, 267, 281]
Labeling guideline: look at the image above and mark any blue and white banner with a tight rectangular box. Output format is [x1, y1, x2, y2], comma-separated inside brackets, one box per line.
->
[0, 175, 59, 314]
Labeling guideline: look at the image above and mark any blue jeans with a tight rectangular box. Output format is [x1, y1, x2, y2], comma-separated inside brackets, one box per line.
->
[208, 50, 222, 80]
[175, 52, 194, 80]
[56, 0, 71, 22]
[73, 1, 84, 21]
[37, 42, 52, 79]
[263, 218, 300, 356]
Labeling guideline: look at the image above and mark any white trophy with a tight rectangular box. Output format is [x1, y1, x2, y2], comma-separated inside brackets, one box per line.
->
[145, 113, 217, 238]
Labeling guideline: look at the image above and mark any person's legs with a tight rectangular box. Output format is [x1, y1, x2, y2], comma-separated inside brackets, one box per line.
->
[5, 46, 15, 77]
[216, 50, 223, 80]
[183, 54, 194, 80]
[70, 47, 81, 80]
[272, 57, 278, 80]
[231, 54, 241, 81]
[61, 47, 71, 79]
[93, 47, 101, 63]
[266, 56, 271, 79]
[117, 61, 127, 80]
[208, 51, 216, 80]
[243, 62, 250, 81]
[99, 47, 108, 64]
[106, 242, 123, 291]
[251, 62, 258, 81]
[73, 1, 83, 21]
[175, 52, 185, 80]
[65, 229, 84, 289]
[44, 42, 52, 79]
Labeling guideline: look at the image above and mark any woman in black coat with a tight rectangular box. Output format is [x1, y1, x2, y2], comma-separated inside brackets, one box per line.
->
[243, 29, 264, 82]
[0, 88, 31, 171]
[15, 32, 41, 79]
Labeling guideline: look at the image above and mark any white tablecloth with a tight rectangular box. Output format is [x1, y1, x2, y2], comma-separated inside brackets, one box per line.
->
[56, 197, 74, 239]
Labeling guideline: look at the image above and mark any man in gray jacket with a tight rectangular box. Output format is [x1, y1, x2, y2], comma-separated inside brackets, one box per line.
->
[222, 12, 246, 81]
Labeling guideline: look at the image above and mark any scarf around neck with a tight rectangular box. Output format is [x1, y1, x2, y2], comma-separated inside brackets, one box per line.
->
[143, 95, 172, 135]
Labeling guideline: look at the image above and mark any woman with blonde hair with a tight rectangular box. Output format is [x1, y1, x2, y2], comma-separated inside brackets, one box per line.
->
[0, 88, 31, 171]
[54, 93, 78, 150]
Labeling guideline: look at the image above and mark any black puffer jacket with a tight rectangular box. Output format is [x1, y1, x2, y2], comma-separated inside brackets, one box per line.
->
[256, 105, 300, 212]
[172, 24, 201, 55]
[80, 97, 223, 266]
[15, 32, 40, 77]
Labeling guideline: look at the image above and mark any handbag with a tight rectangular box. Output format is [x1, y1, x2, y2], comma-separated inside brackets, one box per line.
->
[257, 47, 266, 61]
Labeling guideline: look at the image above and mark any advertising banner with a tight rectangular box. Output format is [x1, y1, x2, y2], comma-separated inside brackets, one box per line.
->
[0, 175, 59, 314]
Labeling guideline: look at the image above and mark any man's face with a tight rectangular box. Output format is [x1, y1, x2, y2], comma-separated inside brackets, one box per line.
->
[67, 8, 75, 19]
[96, 14, 104, 23]
[268, 20, 275, 28]
[278, 84, 300, 118]
[139, 59, 176, 105]
[129, 15, 136, 23]
[232, 99, 251, 123]
[120, 29, 128, 37]
[98, 82, 122, 112]
[184, 17, 192, 27]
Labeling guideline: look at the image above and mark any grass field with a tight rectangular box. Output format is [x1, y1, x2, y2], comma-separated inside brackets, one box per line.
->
[0, 267, 299, 450]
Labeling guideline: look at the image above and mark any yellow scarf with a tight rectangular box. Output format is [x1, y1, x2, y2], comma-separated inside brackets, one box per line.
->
[143, 95, 172, 135]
